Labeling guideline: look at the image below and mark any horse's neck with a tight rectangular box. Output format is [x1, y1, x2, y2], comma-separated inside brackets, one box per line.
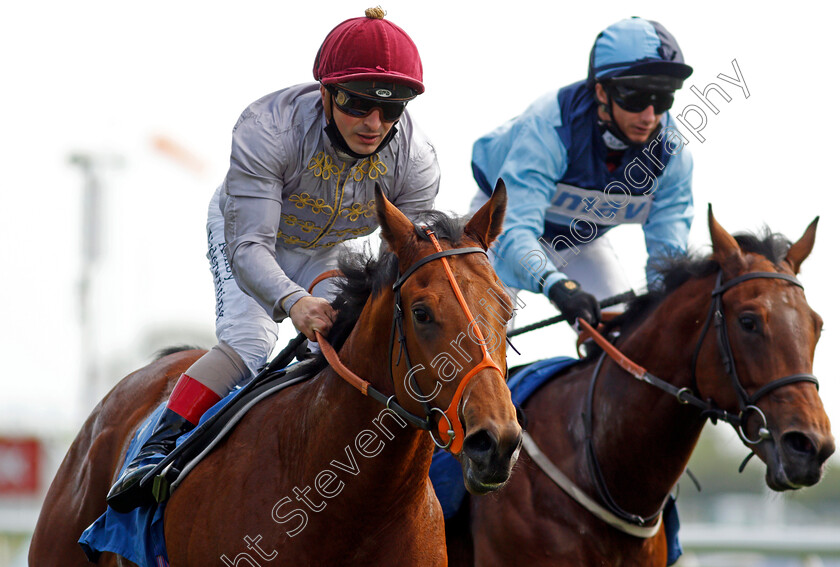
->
[586, 277, 714, 515]
[307, 292, 433, 512]
[616, 281, 709, 390]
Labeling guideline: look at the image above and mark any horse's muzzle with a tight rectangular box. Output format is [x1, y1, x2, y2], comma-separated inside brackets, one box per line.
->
[460, 426, 523, 494]
[763, 429, 835, 490]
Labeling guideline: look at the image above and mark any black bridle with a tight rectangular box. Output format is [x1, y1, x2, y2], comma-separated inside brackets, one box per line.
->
[584, 269, 820, 526]
[690, 271, 819, 442]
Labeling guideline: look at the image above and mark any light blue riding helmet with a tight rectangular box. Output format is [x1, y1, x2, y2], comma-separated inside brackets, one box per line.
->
[587, 17, 693, 87]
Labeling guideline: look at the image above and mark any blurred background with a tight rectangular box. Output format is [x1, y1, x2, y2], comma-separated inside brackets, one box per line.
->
[1, 1, 838, 565]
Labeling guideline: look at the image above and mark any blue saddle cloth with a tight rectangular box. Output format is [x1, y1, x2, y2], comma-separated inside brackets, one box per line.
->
[429, 355, 683, 565]
[78, 387, 242, 567]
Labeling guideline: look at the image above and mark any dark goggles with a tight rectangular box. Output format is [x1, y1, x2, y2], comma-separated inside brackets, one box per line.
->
[604, 75, 682, 114]
[327, 86, 408, 122]
[609, 84, 675, 114]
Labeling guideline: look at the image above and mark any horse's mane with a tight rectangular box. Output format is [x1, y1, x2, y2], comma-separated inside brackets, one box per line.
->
[325, 210, 469, 352]
[154, 345, 203, 360]
[604, 227, 794, 337]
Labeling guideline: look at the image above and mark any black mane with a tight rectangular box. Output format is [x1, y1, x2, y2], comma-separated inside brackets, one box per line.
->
[604, 227, 793, 336]
[325, 210, 470, 351]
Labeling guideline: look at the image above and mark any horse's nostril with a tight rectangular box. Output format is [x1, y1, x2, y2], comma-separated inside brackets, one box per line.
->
[781, 431, 816, 456]
[464, 430, 496, 462]
[819, 439, 836, 465]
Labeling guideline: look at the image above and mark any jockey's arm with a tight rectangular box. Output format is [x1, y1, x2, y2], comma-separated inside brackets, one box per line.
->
[474, 113, 571, 297]
[223, 194, 308, 321]
[221, 103, 311, 321]
[389, 132, 441, 219]
[642, 143, 694, 289]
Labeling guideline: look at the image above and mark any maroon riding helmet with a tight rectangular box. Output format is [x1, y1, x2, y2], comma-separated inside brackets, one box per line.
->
[313, 7, 424, 101]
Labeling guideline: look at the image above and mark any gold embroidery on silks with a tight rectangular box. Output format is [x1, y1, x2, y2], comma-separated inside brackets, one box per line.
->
[328, 225, 375, 239]
[338, 200, 377, 222]
[307, 152, 345, 180]
[288, 193, 334, 215]
[280, 214, 320, 233]
[277, 232, 320, 247]
[306, 152, 387, 188]
[351, 154, 388, 181]
[287, 152, 388, 248]
[277, 225, 374, 248]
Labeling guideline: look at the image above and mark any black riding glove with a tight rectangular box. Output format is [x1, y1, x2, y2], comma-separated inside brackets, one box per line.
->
[547, 279, 601, 327]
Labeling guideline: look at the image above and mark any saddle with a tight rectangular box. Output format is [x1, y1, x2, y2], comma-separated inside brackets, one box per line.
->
[144, 335, 325, 503]
[80, 336, 324, 566]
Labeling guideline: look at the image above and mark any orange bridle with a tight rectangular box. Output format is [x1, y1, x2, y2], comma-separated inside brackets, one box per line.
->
[317, 229, 503, 454]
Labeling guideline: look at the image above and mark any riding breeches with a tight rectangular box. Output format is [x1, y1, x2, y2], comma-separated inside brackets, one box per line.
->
[541, 233, 631, 305]
[192, 188, 342, 395]
[508, 234, 631, 332]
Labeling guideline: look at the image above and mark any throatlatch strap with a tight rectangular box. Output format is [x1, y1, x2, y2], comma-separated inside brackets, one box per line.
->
[522, 431, 663, 538]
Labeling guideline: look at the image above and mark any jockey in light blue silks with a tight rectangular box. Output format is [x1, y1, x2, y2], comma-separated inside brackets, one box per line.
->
[470, 17, 694, 327]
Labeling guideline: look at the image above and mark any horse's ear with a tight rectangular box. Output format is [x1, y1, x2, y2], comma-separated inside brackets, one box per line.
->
[464, 178, 507, 250]
[708, 204, 746, 272]
[784, 217, 819, 275]
[375, 183, 415, 253]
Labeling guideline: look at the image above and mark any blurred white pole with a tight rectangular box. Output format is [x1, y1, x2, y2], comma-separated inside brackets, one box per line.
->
[68, 152, 123, 415]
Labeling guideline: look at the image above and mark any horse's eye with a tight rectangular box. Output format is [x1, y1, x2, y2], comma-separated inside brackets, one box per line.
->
[413, 307, 431, 324]
[739, 314, 759, 333]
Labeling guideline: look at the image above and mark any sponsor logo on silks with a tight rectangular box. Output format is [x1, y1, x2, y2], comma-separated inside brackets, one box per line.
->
[375, 89, 393, 98]
[546, 183, 653, 227]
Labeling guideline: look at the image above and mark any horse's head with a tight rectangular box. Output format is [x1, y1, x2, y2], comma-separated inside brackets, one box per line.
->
[375, 180, 522, 494]
[696, 208, 834, 490]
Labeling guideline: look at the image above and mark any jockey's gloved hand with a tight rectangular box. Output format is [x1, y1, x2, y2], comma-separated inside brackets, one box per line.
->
[548, 279, 601, 327]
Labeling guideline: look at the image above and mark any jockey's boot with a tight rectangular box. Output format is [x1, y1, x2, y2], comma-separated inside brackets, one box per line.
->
[106, 374, 221, 513]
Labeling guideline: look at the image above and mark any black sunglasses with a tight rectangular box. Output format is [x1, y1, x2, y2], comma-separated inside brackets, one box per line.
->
[328, 86, 407, 122]
[609, 85, 675, 114]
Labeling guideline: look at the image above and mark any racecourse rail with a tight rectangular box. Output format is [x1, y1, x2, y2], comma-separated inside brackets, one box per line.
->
[680, 524, 840, 566]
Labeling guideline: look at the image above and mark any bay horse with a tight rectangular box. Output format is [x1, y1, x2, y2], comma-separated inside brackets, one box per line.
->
[31, 182, 522, 566]
[446, 208, 834, 566]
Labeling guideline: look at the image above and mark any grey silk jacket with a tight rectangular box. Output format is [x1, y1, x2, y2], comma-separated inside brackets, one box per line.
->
[218, 82, 440, 321]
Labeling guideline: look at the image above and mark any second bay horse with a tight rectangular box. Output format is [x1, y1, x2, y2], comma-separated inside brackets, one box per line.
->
[446, 208, 834, 566]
